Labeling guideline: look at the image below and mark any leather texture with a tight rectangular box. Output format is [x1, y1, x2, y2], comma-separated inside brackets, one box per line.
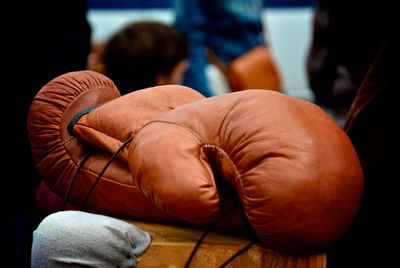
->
[28, 70, 363, 254]
[28, 70, 204, 221]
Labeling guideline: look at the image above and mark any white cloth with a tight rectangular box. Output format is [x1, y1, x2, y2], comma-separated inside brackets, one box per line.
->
[31, 211, 151, 268]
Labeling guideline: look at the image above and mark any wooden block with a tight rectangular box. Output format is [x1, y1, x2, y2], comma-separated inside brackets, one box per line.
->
[125, 220, 326, 268]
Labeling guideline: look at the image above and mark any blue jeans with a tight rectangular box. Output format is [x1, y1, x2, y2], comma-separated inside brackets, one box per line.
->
[173, 0, 266, 96]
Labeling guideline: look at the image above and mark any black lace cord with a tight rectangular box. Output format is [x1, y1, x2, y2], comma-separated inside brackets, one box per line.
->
[184, 204, 255, 268]
[79, 135, 134, 210]
[62, 150, 92, 210]
[218, 239, 258, 268]
[184, 225, 212, 268]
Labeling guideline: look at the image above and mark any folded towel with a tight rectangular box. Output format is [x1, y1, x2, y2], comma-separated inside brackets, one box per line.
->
[31, 210, 151, 268]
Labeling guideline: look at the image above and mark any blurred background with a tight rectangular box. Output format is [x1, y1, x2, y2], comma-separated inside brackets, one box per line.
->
[87, 0, 315, 100]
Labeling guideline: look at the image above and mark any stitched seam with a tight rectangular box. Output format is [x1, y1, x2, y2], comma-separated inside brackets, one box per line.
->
[63, 135, 75, 146]
[142, 120, 204, 143]
[142, 120, 242, 180]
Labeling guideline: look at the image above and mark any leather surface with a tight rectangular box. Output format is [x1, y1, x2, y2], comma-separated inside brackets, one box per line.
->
[128, 89, 363, 253]
[29, 71, 202, 220]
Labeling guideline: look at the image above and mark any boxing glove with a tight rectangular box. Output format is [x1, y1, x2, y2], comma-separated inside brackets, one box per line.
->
[128, 89, 363, 253]
[28, 70, 204, 220]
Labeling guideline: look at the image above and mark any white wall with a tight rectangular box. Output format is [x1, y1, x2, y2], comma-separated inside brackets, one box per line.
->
[88, 9, 174, 42]
[263, 8, 314, 100]
[88, 7, 315, 100]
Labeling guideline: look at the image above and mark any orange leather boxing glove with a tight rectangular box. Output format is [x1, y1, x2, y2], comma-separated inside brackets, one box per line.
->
[28, 70, 204, 221]
[29, 70, 363, 254]
[128, 89, 363, 253]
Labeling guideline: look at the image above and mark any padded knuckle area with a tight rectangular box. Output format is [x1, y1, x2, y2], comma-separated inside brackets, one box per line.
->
[129, 120, 222, 224]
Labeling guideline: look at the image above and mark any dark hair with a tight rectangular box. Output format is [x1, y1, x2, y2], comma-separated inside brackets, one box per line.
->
[102, 21, 189, 94]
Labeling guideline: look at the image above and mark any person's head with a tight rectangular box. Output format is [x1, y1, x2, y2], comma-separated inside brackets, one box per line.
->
[98, 21, 189, 95]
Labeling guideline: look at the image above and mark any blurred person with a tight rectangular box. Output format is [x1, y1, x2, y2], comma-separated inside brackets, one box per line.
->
[306, 0, 390, 126]
[88, 20, 189, 95]
[307, 0, 397, 267]
[4, 0, 91, 266]
[327, 33, 397, 268]
[173, 0, 277, 96]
